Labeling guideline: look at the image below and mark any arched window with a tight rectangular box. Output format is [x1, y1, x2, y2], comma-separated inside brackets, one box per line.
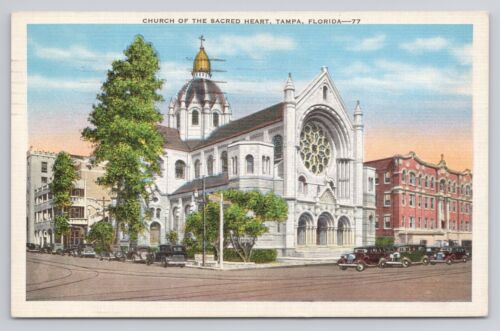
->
[213, 112, 219, 127]
[323, 86, 328, 101]
[150, 222, 161, 246]
[176, 112, 181, 130]
[440, 179, 446, 192]
[192, 110, 199, 125]
[232, 156, 238, 175]
[156, 208, 161, 219]
[266, 156, 271, 174]
[298, 176, 307, 194]
[207, 155, 214, 176]
[246, 155, 254, 174]
[424, 176, 428, 187]
[175, 160, 186, 179]
[272, 135, 283, 162]
[430, 177, 435, 189]
[184, 205, 191, 217]
[409, 172, 416, 185]
[220, 151, 228, 173]
[194, 159, 201, 178]
[402, 170, 406, 183]
[262, 156, 266, 174]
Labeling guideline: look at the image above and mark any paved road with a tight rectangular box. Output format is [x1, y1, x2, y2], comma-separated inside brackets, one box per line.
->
[26, 253, 471, 301]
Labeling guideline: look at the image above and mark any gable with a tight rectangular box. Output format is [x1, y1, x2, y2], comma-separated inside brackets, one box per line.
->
[319, 189, 336, 205]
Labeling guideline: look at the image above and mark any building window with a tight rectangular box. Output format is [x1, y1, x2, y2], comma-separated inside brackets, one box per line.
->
[176, 112, 180, 130]
[424, 218, 428, 229]
[418, 217, 422, 228]
[418, 195, 421, 207]
[431, 197, 435, 209]
[298, 176, 307, 194]
[213, 112, 219, 127]
[245, 155, 254, 174]
[220, 151, 228, 173]
[41, 176, 48, 184]
[401, 193, 406, 205]
[410, 217, 415, 229]
[231, 156, 238, 175]
[401, 216, 406, 228]
[71, 188, 84, 197]
[207, 155, 214, 176]
[384, 215, 391, 229]
[409, 194, 415, 207]
[262, 156, 271, 175]
[375, 173, 379, 185]
[440, 179, 446, 192]
[409, 172, 416, 185]
[368, 177, 374, 192]
[41, 161, 48, 173]
[299, 122, 331, 175]
[69, 206, 84, 219]
[156, 208, 161, 219]
[424, 176, 428, 188]
[272, 135, 283, 162]
[424, 197, 428, 208]
[175, 160, 186, 179]
[384, 193, 391, 207]
[384, 171, 391, 184]
[430, 177, 435, 189]
[375, 216, 379, 229]
[402, 170, 406, 183]
[194, 159, 201, 179]
[323, 85, 328, 100]
[192, 110, 199, 125]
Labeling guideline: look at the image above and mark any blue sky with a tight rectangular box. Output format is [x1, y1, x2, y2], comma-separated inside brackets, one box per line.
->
[27, 23, 473, 169]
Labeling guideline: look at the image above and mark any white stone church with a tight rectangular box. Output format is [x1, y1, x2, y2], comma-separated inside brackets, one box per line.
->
[136, 40, 376, 257]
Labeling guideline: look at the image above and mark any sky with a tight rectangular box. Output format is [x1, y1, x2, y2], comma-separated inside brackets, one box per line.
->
[28, 24, 473, 171]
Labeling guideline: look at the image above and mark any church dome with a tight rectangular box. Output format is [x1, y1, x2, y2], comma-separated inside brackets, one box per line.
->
[192, 47, 211, 76]
[177, 78, 227, 109]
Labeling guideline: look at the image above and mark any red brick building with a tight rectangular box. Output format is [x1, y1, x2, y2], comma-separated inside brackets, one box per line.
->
[364, 152, 472, 247]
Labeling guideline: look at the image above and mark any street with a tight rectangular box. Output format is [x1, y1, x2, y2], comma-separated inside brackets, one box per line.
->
[26, 253, 471, 301]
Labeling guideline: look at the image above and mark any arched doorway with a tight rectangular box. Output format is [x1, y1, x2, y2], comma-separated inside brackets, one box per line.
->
[337, 216, 351, 246]
[297, 213, 313, 246]
[150, 222, 161, 246]
[316, 216, 328, 245]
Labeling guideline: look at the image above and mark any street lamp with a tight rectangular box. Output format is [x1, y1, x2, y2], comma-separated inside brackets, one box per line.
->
[194, 177, 206, 266]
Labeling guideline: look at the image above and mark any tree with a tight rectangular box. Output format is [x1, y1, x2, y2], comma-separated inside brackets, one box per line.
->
[376, 236, 395, 248]
[87, 220, 114, 253]
[185, 190, 288, 262]
[82, 35, 165, 241]
[50, 152, 78, 242]
[166, 230, 179, 244]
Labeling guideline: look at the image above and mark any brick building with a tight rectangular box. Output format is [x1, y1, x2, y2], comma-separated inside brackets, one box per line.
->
[364, 152, 472, 247]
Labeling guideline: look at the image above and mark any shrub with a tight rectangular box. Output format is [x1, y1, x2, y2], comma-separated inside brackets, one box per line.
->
[376, 236, 395, 248]
[219, 248, 277, 264]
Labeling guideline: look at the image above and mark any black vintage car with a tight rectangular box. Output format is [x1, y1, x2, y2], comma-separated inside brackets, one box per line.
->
[153, 245, 187, 268]
[127, 245, 154, 265]
[382, 244, 429, 268]
[26, 243, 41, 253]
[430, 246, 470, 265]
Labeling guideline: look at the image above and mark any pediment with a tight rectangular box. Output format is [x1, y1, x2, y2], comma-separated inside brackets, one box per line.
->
[319, 189, 336, 205]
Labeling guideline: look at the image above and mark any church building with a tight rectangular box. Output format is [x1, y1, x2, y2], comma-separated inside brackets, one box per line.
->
[136, 38, 377, 257]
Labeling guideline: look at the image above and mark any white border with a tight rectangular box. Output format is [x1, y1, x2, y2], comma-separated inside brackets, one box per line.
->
[11, 11, 489, 317]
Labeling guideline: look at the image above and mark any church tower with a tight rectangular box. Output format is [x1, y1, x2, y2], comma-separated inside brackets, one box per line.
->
[168, 36, 232, 140]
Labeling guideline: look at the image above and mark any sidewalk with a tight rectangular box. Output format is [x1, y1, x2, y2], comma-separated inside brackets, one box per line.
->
[185, 257, 339, 271]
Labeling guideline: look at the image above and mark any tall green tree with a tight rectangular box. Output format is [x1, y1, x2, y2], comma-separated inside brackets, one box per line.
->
[51, 152, 78, 241]
[87, 220, 115, 254]
[185, 190, 288, 262]
[82, 35, 165, 241]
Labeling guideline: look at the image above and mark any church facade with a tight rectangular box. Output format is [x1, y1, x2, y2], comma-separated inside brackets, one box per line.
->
[136, 41, 377, 257]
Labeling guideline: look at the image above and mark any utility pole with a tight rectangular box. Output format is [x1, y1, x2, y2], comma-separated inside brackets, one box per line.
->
[202, 176, 206, 267]
[219, 193, 224, 270]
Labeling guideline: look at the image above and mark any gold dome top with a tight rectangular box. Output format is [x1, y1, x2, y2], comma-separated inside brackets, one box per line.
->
[192, 46, 211, 76]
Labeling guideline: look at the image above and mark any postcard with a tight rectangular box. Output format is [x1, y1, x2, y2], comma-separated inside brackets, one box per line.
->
[11, 11, 488, 317]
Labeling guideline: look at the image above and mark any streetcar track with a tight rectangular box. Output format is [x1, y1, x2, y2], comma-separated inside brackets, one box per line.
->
[26, 254, 471, 301]
[26, 261, 74, 286]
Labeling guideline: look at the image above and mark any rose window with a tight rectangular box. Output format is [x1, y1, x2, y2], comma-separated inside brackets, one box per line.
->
[299, 122, 332, 175]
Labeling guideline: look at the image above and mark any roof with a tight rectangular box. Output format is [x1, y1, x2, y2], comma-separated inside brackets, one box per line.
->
[177, 78, 226, 108]
[159, 102, 284, 152]
[364, 151, 472, 176]
[171, 173, 229, 195]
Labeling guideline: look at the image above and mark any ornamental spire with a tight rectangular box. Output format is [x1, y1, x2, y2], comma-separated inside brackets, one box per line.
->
[192, 35, 211, 78]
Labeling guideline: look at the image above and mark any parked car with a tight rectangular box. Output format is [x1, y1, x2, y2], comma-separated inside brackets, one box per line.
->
[382, 244, 429, 268]
[153, 245, 187, 268]
[76, 244, 97, 258]
[26, 243, 41, 253]
[127, 245, 154, 265]
[99, 245, 126, 262]
[430, 246, 470, 265]
[51, 243, 65, 255]
[337, 246, 392, 272]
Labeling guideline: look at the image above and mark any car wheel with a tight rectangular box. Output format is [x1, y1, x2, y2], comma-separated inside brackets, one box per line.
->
[356, 262, 366, 272]
[446, 258, 453, 265]
[339, 266, 347, 271]
[402, 259, 411, 268]
[378, 258, 387, 269]
[430, 261, 436, 265]
[422, 257, 430, 265]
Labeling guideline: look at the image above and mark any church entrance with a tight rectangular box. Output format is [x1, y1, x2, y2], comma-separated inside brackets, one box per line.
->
[150, 222, 161, 246]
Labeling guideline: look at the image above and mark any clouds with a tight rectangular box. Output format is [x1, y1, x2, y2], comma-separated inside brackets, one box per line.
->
[346, 34, 386, 51]
[31, 41, 122, 71]
[205, 33, 296, 59]
[400, 37, 449, 52]
[28, 74, 102, 92]
[399, 36, 472, 65]
[339, 59, 471, 96]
